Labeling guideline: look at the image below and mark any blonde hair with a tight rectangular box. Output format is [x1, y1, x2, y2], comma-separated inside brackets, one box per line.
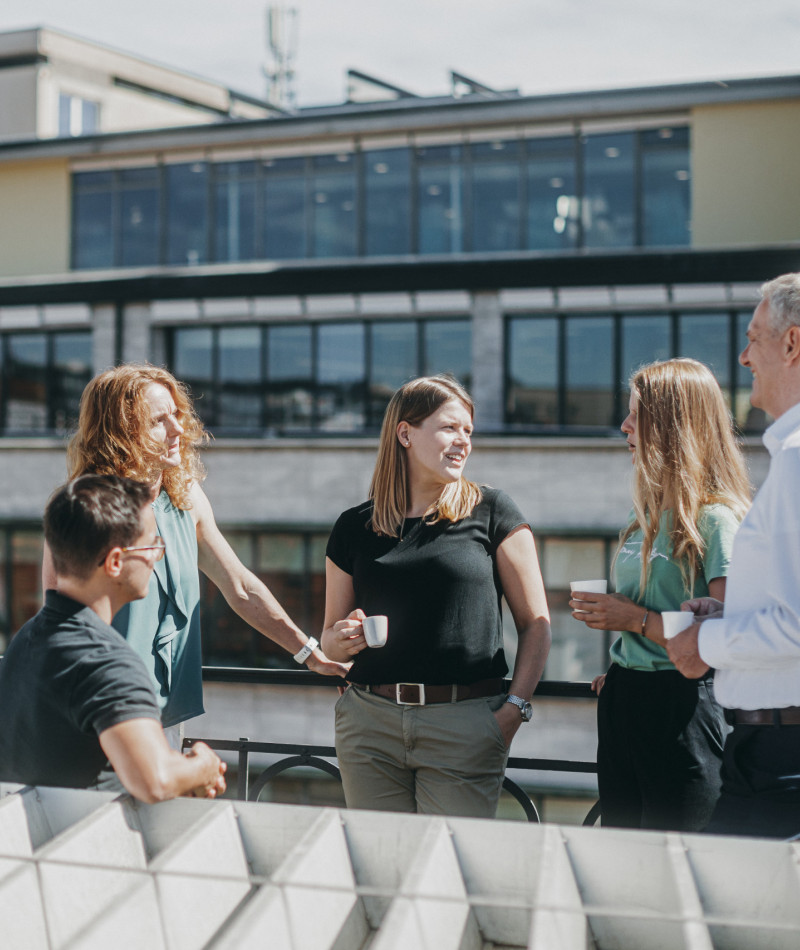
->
[67, 364, 208, 510]
[369, 375, 482, 537]
[619, 358, 751, 597]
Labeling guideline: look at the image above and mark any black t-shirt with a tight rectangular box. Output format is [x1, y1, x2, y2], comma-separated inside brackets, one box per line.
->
[326, 487, 530, 684]
[0, 590, 161, 788]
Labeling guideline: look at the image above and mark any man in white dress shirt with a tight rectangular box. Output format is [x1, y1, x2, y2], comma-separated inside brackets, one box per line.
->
[668, 272, 800, 837]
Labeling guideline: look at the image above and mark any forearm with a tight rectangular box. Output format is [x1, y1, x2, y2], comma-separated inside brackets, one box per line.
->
[508, 619, 551, 699]
[700, 608, 800, 669]
[223, 569, 308, 652]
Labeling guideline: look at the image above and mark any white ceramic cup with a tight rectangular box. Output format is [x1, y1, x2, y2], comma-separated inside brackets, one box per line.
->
[662, 611, 695, 640]
[362, 614, 388, 648]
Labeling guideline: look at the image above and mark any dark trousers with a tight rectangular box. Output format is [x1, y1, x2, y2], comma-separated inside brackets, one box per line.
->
[705, 723, 800, 838]
[597, 664, 726, 832]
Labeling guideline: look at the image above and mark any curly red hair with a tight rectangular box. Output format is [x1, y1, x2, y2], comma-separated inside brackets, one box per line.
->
[67, 364, 207, 510]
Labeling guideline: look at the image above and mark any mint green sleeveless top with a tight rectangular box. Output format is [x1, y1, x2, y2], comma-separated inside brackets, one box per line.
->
[112, 490, 203, 727]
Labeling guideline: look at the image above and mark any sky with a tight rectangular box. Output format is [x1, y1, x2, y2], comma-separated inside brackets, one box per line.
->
[1, 0, 800, 107]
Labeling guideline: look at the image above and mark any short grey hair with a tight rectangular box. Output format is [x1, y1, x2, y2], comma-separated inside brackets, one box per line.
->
[760, 273, 800, 334]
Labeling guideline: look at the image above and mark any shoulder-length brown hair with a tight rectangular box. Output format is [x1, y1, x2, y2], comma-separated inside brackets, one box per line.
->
[619, 358, 751, 596]
[369, 375, 482, 537]
[67, 364, 207, 510]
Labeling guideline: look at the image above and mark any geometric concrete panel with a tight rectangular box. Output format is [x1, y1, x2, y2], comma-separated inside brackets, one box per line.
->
[19, 786, 117, 852]
[0, 863, 49, 950]
[232, 801, 324, 877]
[149, 804, 249, 879]
[64, 877, 165, 950]
[38, 802, 147, 870]
[0, 793, 34, 857]
[369, 896, 478, 950]
[121, 796, 217, 861]
[270, 810, 355, 890]
[154, 873, 251, 950]
[207, 885, 292, 950]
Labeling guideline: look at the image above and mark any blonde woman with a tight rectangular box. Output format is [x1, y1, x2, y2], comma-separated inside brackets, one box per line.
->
[572, 358, 751, 831]
[321, 375, 551, 817]
[43, 364, 345, 736]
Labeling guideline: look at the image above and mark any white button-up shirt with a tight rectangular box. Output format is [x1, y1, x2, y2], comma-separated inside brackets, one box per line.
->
[700, 400, 800, 709]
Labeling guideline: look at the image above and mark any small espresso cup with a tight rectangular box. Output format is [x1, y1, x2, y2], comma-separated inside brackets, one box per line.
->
[662, 611, 695, 640]
[362, 614, 388, 648]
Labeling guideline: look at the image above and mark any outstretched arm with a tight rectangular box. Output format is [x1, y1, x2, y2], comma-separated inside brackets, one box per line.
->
[192, 484, 348, 677]
[99, 718, 226, 802]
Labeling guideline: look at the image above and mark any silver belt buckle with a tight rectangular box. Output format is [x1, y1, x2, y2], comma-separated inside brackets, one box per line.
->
[396, 683, 426, 705]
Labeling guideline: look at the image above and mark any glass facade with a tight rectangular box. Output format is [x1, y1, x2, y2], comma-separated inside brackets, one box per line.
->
[167, 317, 471, 434]
[506, 309, 761, 433]
[0, 331, 92, 435]
[71, 126, 690, 269]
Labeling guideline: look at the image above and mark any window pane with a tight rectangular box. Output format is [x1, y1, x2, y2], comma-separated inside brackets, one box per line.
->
[526, 137, 578, 250]
[620, 315, 671, 402]
[73, 174, 114, 268]
[81, 99, 99, 135]
[213, 167, 256, 262]
[173, 328, 214, 423]
[267, 325, 313, 430]
[735, 310, 768, 433]
[424, 320, 471, 389]
[310, 155, 357, 258]
[471, 156, 520, 252]
[58, 94, 72, 136]
[264, 166, 307, 259]
[10, 532, 43, 636]
[417, 150, 464, 253]
[120, 168, 160, 267]
[364, 148, 411, 255]
[641, 127, 690, 246]
[317, 323, 366, 430]
[370, 321, 417, 423]
[542, 538, 608, 681]
[678, 313, 731, 403]
[582, 132, 635, 248]
[5, 334, 47, 431]
[506, 317, 558, 425]
[166, 163, 208, 266]
[566, 316, 614, 426]
[218, 326, 262, 430]
[52, 332, 92, 434]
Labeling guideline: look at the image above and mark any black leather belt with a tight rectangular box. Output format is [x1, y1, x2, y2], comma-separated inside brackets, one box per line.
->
[351, 678, 503, 706]
[725, 706, 800, 726]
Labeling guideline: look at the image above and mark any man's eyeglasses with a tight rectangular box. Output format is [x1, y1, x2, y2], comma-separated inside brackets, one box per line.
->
[121, 537, 166, 561]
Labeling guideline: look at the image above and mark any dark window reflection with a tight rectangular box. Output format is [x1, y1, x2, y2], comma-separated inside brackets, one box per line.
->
[218, 326, 262, 430]
[620, 315, 671, 419]
[424, 320, 471, 389]
[173, 327, 214, 423]
[566, 316, 614, 426]
[73, 172, 114, 268]
[214, 162, 257, 262]
[526, 137, 579, 250]
[267, 325, 313, 430]
[364, 148, 411, 255]
[317, 323, 365, 430]
[471, 141, 520, 252]
[370, 321, 417, 424]
[678, 314, 731, 404]
[641, 127, 690, 246]
[417, 146, 464, 254]
[506, 317, 559, 425]
[51, 333, 92, 434]
[166, 163, 208, 266]
[119, 167, 160, 267]
[582, 133, 635, 248]
[264, 158, 307, 259]
[310, 154, 356, 258]
[5, 334, 47, 432]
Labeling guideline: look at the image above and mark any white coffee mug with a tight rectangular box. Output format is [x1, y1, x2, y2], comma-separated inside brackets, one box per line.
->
[662, 611, 695, 640]
[362, 615, 388, 648]
[570, 579, 608, 612]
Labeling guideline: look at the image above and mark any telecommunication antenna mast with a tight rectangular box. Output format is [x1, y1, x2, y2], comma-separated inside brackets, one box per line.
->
[264, 5, 298, 111]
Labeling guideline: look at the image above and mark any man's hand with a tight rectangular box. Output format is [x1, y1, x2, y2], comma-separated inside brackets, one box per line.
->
[306, 650, 351, 678]
[681, 596, 724, 620]
[184, 741, 227, 798]
[666, 624, 710, 679]
[493, 701, 523, 748]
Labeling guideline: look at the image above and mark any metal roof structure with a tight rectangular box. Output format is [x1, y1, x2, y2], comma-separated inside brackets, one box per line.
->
[1, 783, 798, 949]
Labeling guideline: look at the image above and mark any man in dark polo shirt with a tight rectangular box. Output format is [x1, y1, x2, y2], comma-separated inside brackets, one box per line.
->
[0, 474, 226, 801]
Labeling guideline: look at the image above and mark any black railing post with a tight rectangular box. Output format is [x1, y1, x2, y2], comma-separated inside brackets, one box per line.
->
[238, 737, 250, 801]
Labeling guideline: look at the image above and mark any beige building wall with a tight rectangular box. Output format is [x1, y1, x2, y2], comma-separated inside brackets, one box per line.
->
[0, 159, 70, 276]
[692, 99, 800, 246]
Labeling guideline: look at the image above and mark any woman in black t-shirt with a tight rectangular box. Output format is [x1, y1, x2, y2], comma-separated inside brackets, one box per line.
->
[322, 374, 551, 817]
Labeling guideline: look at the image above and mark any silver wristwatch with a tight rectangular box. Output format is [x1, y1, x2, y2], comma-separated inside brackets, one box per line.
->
[506, 694, 533, 722]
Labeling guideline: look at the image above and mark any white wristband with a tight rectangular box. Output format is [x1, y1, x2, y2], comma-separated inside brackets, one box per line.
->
[293, 636, 318, 665]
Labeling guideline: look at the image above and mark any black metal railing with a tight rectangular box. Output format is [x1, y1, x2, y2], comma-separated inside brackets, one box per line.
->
[185, 668, 600, 825]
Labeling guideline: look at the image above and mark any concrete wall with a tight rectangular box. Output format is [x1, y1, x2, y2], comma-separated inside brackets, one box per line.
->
[692, 99, 800, 246]
[0, 158, 70, 276]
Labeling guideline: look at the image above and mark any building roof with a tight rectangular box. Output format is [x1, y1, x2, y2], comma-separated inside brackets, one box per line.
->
[1, 783, 798, 948]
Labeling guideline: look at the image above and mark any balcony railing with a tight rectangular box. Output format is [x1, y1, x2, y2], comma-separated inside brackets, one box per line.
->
[185, 668, 600, 824]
